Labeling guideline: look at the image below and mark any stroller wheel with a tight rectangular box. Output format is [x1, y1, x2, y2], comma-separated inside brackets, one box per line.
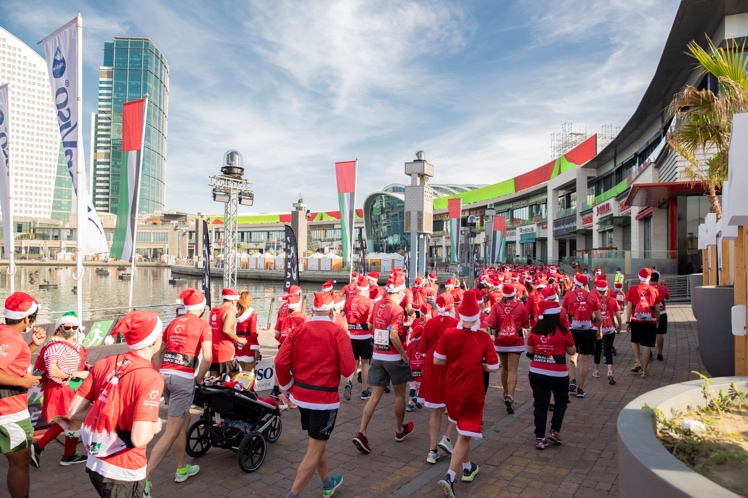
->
[263, 416, 283, 443]
[186, 419, 211, 457]
[238, 431, 267, 473]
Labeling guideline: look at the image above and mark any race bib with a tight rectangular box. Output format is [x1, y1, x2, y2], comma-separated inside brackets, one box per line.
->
[373, 329, 390, 350]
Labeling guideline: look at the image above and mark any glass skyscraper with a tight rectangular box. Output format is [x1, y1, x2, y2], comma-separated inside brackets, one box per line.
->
[93, 37, 169, 214]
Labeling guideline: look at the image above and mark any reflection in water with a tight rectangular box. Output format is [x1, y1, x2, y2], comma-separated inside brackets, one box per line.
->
[1, 266, 318, 326]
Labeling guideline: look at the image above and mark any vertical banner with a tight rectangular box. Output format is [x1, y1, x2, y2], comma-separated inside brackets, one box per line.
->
[0, 85, 14, 260]
[448, 198, 462, 263]
[202, 220, 212, 308]
[335, 160, 357, 271]
[111, 98, 148, 262]
[284, 225, 299, 292]
[358, 230, 366, 273]
[41, 15, 108, 256]
[492, 216, 506, 263]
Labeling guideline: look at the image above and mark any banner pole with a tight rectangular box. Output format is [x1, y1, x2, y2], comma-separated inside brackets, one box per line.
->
[350, 159, 358, 282]
[128, 98, 148, 311]
[2, 84, 16, 294]
[75, 13, 84, 321]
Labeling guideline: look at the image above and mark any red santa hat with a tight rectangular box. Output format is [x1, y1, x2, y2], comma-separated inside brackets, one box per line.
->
[410, 324, 424, 340]
[428, 273, 437, 281]
[356, 275, 370, 291]
[312, 292, 335, 312]
[413, 276, 424, 287]
[370, 286, 385, 303]
[221, 288, 240, 301]
[350, 272, 359, 281]
[573, 274, 588, 287]
[445, 278, 455, 288]
[420, 303, 432, 316]
[285, 293, 302, 310]
[595, 278, 609, 291]
[536, 280, 548, 290]
[501, 283, 516, 298]
[367, 272, 380, 283]
[458, 290, 481, 322]
[179, 288, 206, 311]
[288, 285, 302, 295]
[105, 311, 163, 349]
[321, 280, 336, 292]
[614, 281, 624, 289]
[4, 292, 39, 320]
[541, 286, 559, 301]
[385, 273, 406, 294]
[537, 300, 561, 319]
[595, 268, 603, 275]
[436, 292, 455, 313]
[511, 272, 519, 281]
[333, 294, 346, 310]
[638, 268, 652, 282]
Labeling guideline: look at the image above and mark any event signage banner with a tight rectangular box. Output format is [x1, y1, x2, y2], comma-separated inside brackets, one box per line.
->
[448, 198, 461, 263]
[284, 225, 299, 292]
[202, 220, 212, 307]
[335, 160, 357, 267]
[0, 84, 13, 260]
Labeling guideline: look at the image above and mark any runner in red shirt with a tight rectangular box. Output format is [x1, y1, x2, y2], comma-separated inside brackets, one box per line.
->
[405, 324, 424, 413]
[345, 275, 374, 400]
[591, 281, 622, 385]
[650, 271, 670, 361]
[353, 273, 414, 454]
[209, 288, 245, 378]
[341, 273, 359, 301]
[435, 291, 499, 496]
[561, 274, 602, 398]
[625, 268, 661, 377]
[146, 289, 212, 495]
[272, 285, 302, 397]
[69, 311, 165, 498]
[0, 292, 46, 498]
[425, 274, 439, 303]
[526, 300, 576, 450]
[235, 291, 260, 373]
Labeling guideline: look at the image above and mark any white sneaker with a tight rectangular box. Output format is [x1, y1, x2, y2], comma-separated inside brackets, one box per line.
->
[592, 370, 600, 378]
[438, 436, 453, 455]
[427, 450, 440, 464]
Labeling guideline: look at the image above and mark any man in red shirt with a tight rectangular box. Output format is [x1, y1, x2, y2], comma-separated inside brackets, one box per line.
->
[561, 274, 602, 398]
[0, 292, 46, 498]
[341, 273, 359, 301]
[145, 288, 213, 496]
[209, 288, 246, 378]
[650, 271, 670, 361]
[275, 292, 355, 498]
[435, 291, 499, 497]
[625, 268, 661, 376]
[345, 275, 374, 400]
[68, 311, 165, 498]
[352, 273, 414, 454]
[272, 285, 302, 396]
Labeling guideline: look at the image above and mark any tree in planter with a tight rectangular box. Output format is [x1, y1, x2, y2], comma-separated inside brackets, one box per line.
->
[668, 37, 748, 220]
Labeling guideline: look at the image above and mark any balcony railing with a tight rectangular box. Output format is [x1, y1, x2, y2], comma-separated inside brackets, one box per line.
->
[556, 206, 576, 219]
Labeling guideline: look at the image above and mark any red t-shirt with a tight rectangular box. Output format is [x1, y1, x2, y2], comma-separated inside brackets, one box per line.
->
[161, 314, 212, 379]
[562, 288, 602, 330]
[277, 311, 309, 345]
[650, 283, 670, 314]
[600, 294, 621, 333]
[79, 353, 164, 481]
[342, 282, 358, 302]
[0, 325, 31, 419]
[626, 283, 662, 323]
[371, 299, 405, 361]
[407, 339, 425, 380]
[527, 329, 575, 377]
[274, 302, 290, 333]
[345, 294, 373, 339]
[486, 298, 530, 351]
[399, 289, 414, 311]
[334, 312, 348, 332]
[210, 306, 236, 363]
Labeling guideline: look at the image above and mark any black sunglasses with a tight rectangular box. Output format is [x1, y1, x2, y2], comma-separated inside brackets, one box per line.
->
[62, 325, 79, 331]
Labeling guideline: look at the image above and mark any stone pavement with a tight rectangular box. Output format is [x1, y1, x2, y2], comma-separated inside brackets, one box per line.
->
[10, 304, 705, 498]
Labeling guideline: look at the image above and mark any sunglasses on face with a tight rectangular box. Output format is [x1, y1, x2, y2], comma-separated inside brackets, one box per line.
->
[62, 325, 79, 331]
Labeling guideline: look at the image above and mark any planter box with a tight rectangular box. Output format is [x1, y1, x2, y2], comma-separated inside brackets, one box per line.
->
[688, 273, 703, 317]
[618, 376, 748, 498]
[693, 286, 735, 377]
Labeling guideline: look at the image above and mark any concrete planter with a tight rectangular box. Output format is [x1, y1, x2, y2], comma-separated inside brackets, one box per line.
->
[688, 273, 703, 317]
[693, 286, 734, 377]
[618, 377, 748, 498]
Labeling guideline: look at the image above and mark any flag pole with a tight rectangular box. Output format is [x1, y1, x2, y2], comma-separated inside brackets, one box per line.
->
[128, 97, 148, 311]
[74, 13, 84, 321]
[3, 84, 15, 294]
[349, 158, 358, 282]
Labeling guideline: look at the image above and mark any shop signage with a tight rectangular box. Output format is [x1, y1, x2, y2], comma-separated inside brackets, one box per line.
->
[506, 229, 517, 238]
[552, 215, 576, 237]
[596, 202, 611, 216]
[582, 215, 593, 229]
[619, 201, 631, 217]
[510, 199, 529, 209]
[519, 225, 537, 235]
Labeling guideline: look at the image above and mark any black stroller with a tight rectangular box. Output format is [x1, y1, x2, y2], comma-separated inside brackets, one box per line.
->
[186, 384, 283, 472]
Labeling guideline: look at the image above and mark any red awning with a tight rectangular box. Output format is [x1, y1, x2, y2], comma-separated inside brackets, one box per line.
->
[624, 182, 708, 207]
[635, 207, 653, 221]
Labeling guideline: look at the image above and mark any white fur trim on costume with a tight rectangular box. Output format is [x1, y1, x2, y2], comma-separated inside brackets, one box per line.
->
[541, 308, 561, 315]
[456, 426, 483, 440]
[573, 277, 585, 287]
[502, 291, 516, 298]
[312, 303, 335, 312]
[236, 308, 253, 323]
[458, 321, 480, 331]
[222, 294, 240, 301]
[4, 301, 38, 320]
[236, 355, 255, 363]
[183, 299, 207, 312]
[486, 362, 500, 371]
[459, 312, 482, 323]
[356, 284, 370, 291]
[289, 394, 340, 411]
[545, 294, 558, 301]
[386, 284, 406, 293]
[433, 352, 447, 361]
[423, 400, 446, 409]
[287, 302, 301, 310]
[129, 316, 163, 350]
[310, 315, 333, 321]
[55, 313, 81, 331]
[280, 379, 294, 391]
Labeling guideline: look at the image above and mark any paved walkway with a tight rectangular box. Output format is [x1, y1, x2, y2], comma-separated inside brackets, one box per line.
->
[11, 304, 705, 497]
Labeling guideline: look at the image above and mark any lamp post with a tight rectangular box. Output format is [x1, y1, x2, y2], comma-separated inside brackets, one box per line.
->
[404, 150, 434, 283]
[209, 150, 254, 290]
[484, 203, 496, 267]
[465, 215, 477, 286]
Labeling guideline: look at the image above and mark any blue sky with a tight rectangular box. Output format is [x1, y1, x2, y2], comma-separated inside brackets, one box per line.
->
[1, 0, 681, 215]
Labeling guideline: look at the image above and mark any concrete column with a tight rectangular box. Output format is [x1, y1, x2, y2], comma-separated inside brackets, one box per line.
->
[548, 185, 559, 262]
[291, 201, 308, 258]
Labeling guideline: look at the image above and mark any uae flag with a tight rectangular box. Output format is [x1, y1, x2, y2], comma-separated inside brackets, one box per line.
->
[448, 198, 461, 263]
[111, 98, 148, 262]
[492, 216, 507, 263]
[335, 160, 357, 268]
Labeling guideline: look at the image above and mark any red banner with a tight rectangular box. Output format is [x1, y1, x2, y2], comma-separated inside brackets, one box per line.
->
[493, 216, 506, 233]
[121, 99, 146, 152]
[335, 161, 356, 193]
[448, 198, 461, 218]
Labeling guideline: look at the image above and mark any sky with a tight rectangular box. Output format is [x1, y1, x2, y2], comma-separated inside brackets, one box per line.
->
[1, 0, 682, 216]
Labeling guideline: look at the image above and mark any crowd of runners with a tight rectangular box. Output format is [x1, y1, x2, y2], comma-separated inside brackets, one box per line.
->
[0, 263, 669, 498]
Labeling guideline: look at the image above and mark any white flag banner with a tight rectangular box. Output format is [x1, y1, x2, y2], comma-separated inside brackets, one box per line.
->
[41, 16, 108, 255]
[0, 84, 13, 259]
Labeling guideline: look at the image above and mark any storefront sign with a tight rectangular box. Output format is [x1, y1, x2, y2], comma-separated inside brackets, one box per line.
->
[619, 201, 631, 217]
[596, 202, 611, 216]
[582, 215, 593, 229]
[510, 199, 529, 209]
[506, 229, 517, 238]
[552, 215, 576, 237]
[518, 225, 537, 235]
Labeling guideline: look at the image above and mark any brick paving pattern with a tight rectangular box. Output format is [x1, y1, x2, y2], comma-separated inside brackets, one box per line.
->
[8, 304, 705, 497]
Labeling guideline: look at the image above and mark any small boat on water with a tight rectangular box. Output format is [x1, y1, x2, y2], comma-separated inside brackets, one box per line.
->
[39, 279, 58, 290]
[119, 273, 132, 281]
[95, 268, 110, 276]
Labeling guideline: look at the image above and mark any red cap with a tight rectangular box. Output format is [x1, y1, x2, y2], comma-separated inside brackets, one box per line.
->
[573, 274, 588, 287]
[367, 272, 380, 282]
[436, 292, 455, 313]
[321, 280, 335, 292]
[501, 283, 516, 298]
[179, 288, 206, 311]
[638, 268, 652, 281]
[385, 273, 406, 293]
[4, 292, 39, 320]
[458, 290, 481, 322]
[540, 286, 558, 301]
[356, 275, 370, 290]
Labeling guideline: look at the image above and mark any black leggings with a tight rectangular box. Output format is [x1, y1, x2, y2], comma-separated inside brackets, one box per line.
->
[529, 372, 569, 438]
[594, 334, 615, 365]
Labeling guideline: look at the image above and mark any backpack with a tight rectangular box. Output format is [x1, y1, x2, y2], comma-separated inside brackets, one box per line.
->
[571, 290, 593, 330]
[496, 302, 520, 347]
[633, 285, 654, 321]
[600, 300, 616, 334]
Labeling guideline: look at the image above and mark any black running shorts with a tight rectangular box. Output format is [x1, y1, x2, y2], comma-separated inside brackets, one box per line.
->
[630, 321, 657, 347]
[299, 407, 338, 441]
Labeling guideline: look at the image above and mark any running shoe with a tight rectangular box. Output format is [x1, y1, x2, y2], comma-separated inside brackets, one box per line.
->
[535, 438, 550, 450]
[323, 474, 344, 497]
[143, 480, 152, 498]
[175, 464, 200, 482]
[270, 386, 281, 398]
[30, 441, 42, 469]
[547, 430, 563, 444]
[384, 384, 391, 393]
[592, 370, 600, 378]
[415, 399, 423, 409]
[438, 436, 453, 455]
[657, 354, 664, 361]
[641, 370, 648, 378]
[631, 361, 642, 373]
[576, 388, 586, 398]
[344, 381, 352, 401]
[59, 452, 86, 466]
[360, 389, 371, 400]
[569, 379, 577, 392]
[406, 402, 415, 412]
[395, 422, 414, 442]
[352, 432, 371, 453]
[504, 395, 514, 414]
[462, 462, 479, 482]
[437, 474, 456, 498]
[427, 450, 440, 464]
[608, 373, 616, 385]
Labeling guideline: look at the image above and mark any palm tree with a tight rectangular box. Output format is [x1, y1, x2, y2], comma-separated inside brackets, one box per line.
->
[668, 37, 748, 220]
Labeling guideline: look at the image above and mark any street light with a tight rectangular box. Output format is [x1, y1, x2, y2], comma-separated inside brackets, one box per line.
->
[485, 203, 496, 267]
[466, 215, 477, 285]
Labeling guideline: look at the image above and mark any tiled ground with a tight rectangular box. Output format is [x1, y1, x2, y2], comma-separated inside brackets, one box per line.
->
[10, 304, 705, 497]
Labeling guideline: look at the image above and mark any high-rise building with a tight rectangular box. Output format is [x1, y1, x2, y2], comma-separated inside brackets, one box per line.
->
[93, 37, 169, 214]
[0, 27, 71, 219]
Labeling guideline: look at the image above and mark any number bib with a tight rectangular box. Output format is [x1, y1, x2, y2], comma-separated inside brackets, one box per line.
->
[373, 329, 390, 351]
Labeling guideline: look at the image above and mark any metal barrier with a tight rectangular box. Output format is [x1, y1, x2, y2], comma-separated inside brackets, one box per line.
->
[625, 275, 690, 301]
